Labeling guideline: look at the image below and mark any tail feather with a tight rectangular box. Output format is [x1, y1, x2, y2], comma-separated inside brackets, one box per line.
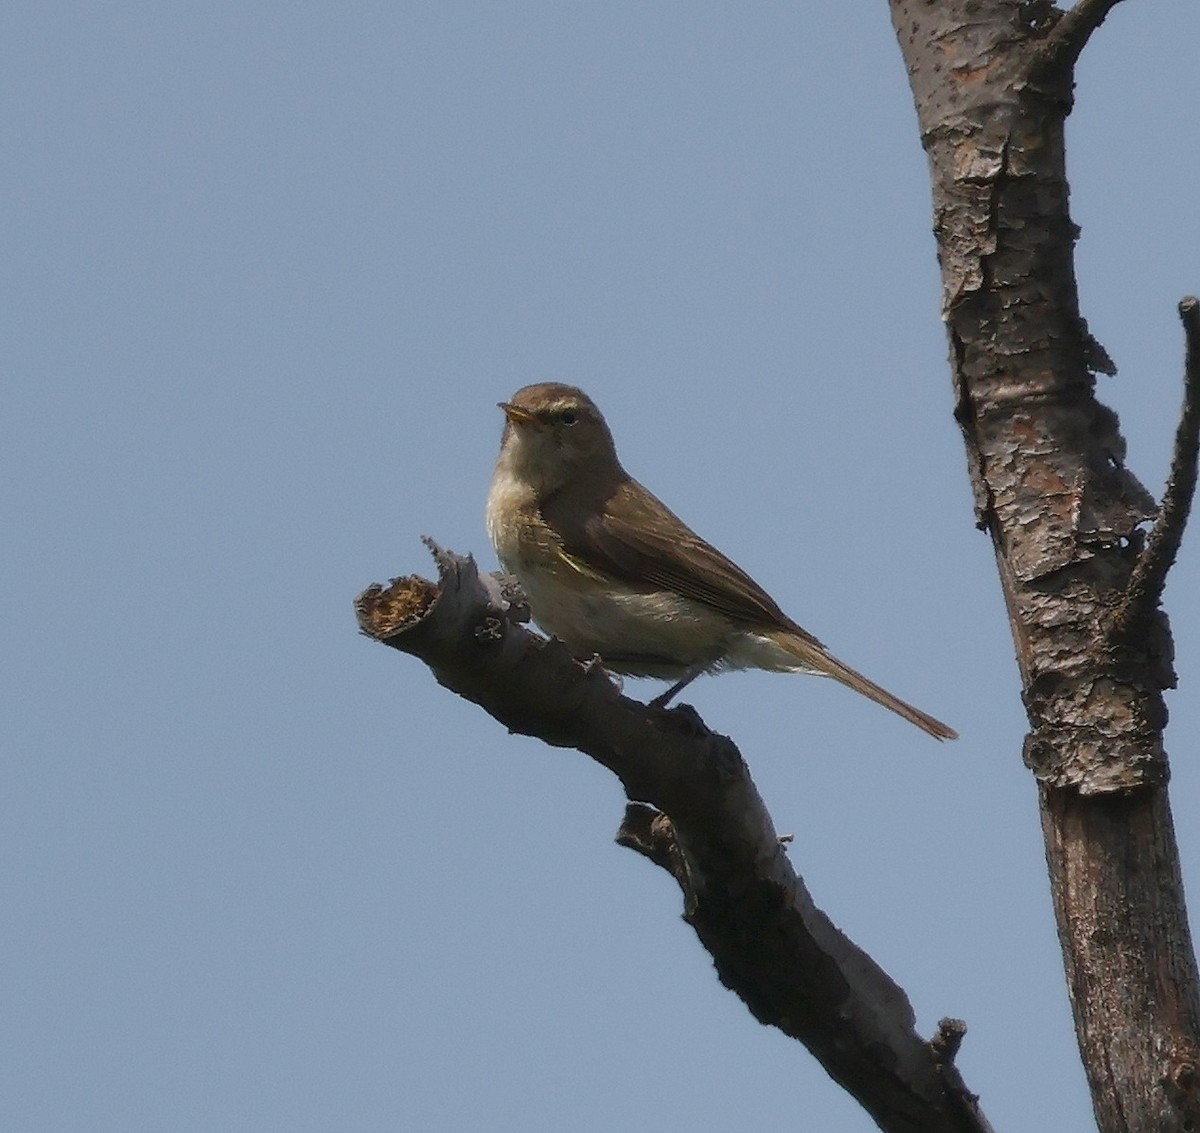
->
[771, 631, 957, 741]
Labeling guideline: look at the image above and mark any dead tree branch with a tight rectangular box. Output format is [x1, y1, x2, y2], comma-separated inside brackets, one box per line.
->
[356, 541, 993, 1133]
[1040, 0, 1129, 68]
[1114, 297, 1200, 640]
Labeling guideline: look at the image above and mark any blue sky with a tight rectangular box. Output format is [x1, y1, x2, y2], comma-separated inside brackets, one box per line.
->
[5, 4, 1199, 1130]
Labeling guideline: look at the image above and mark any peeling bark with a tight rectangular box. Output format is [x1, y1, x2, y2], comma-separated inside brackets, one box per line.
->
[891, 1, 1200, 1128]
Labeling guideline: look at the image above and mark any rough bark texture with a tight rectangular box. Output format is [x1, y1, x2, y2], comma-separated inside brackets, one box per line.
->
[356, 544, 993, 1133]
[890, 2, 1200, 1129]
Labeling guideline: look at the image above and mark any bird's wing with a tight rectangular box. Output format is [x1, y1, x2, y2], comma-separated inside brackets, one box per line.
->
[544, 477, 823, 645]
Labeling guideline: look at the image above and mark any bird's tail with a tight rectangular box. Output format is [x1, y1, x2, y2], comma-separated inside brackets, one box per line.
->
[768, 630, 957, 741]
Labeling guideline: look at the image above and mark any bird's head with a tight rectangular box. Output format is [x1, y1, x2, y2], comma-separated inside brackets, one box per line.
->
[496, 383, 620, 495]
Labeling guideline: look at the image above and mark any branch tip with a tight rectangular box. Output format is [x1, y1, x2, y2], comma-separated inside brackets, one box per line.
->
[1040, 0, 1127, 68]
[355, 575, 438, 639]
[1114, 296, 1200, 638]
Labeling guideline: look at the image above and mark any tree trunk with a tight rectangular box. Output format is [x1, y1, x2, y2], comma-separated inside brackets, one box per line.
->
[890, 1, 1200, 1128]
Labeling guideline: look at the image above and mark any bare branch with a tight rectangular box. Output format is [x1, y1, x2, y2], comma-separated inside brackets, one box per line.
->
[1041, 0, 1129, 68]
[357, 542, 992, 1133]
[1114, 297, 1200, 640]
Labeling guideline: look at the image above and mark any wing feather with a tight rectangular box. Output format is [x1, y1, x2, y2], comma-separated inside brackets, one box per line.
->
[543, 477, 822, 646]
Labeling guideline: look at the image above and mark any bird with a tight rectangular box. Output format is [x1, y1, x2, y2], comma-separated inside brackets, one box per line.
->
[486, 382, 956, 740]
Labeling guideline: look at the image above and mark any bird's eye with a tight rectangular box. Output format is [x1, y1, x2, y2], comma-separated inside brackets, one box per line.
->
[558, 409, 578, 426]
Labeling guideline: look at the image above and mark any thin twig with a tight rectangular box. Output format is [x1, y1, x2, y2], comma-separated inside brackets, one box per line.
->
[1115, 298, 1200, 637]
[1040, 0, 1128, 68]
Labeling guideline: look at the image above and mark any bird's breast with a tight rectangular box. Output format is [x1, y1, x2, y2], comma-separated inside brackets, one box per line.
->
[486, 470, 557, 571]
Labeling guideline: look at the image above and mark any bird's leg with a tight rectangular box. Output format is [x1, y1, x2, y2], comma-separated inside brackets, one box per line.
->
[648, 666, 704, 709]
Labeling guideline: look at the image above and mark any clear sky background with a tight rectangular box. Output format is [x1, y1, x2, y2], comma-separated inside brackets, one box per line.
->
[5, 4, 1199, 1131]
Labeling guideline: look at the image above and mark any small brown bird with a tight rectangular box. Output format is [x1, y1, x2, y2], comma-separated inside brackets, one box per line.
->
[486, 382, 956, 740]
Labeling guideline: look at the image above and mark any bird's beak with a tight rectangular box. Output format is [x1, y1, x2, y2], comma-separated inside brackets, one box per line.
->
[499, 402, 539, 426]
